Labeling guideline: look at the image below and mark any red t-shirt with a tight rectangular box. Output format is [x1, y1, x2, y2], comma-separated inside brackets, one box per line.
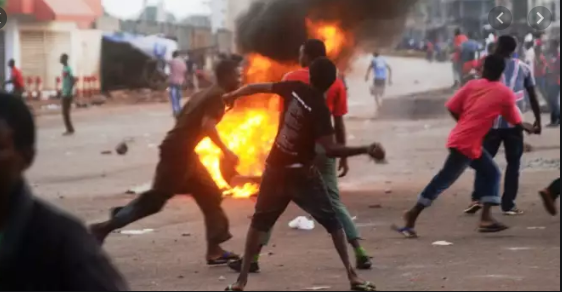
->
[11, 67, 25, 90]
[281, 68, 348, 117]
[446, 79, 522, 159]
[535, 54, 548, 77]
[452, 35, 468, 62]
[462, 57, 485, 75]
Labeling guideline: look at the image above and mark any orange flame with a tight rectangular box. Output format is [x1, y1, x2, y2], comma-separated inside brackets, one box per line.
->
[195, 20, 351, 199]
[306, 19, 354, 60]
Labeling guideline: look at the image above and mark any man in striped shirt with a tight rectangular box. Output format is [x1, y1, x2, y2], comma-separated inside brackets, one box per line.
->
[465, 35, 542, 216]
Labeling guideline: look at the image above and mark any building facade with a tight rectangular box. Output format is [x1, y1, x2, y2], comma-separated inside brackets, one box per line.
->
[3, 0, 103, 93]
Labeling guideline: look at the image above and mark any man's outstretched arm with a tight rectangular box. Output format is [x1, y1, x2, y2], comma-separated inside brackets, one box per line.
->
[223, 83, 274, 103]
[316, 134, 385, 161]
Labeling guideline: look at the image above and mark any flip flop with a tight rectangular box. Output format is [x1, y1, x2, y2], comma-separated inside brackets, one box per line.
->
[479, 222, 509, 233]
[351, 281, 377, 291]
[225, 285, 244, 291]
[391, 224, 418, 239]
[208, 251, 241, 266]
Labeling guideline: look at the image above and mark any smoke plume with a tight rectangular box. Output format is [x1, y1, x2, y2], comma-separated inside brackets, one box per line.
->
[236, 0, 418, 62]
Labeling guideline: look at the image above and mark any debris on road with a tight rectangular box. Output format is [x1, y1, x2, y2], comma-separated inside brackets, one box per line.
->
[524, 158, 560, 170]
[369, 204, 383, 209]
[118, 229, 154, 235]
[219, 276, 226, 281]
[182, 233, 191, 237]
[432, 241, 453, 246]
[385, 188, 393, 194]
[305, 286, 331, 291]
[116, 142, 129, 155]
[101, 150, 113, 155]
[527, 227, 547, 230]
[288, 216, 315, 231]
[505, 247, 533, 251]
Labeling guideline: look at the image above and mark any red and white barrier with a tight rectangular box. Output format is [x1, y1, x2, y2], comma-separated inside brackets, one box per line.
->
[19, 75, 101, 101]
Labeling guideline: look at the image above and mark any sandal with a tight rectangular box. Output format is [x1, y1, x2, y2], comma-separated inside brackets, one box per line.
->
[225, 285, 244, 291]
[479, 222, 509, 233]
[391, 224, 418, 239]
[351, 281, 377, 291]
[208, 251, 241, 266]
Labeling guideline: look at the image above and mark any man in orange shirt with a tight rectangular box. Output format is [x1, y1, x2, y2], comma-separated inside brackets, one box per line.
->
[5, 59, 25, 96]
[452, 28, 468, 88]
[229, 39, 373, 273]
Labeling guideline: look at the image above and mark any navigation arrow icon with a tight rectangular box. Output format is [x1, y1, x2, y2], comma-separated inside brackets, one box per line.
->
[496, 12, 505, 24]
[537, 12, 545, 24]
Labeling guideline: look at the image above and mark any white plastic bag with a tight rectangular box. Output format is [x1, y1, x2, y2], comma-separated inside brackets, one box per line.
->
[288, 216, 315, 230]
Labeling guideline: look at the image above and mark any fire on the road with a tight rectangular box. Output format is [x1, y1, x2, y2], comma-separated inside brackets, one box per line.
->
[195, 20, 352, 199]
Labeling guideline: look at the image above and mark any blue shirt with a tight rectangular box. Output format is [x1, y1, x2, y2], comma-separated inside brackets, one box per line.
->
[372, 57, 388, 80]
[494, 58, 535, 129]
[460, 40, 481, 62]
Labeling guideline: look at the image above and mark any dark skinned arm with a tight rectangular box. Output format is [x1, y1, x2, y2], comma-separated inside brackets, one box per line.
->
[525, 84, 542, 134]
[222, 83, 274, 103]
[333, 115, 349, 177]
[365, 63, 373, 81]
[317, 134, 369, 158]
[202, 114, 238, 164]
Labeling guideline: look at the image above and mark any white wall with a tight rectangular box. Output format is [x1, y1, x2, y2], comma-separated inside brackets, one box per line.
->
[73, 29, 102, 84]
[4, 18, 20, 82]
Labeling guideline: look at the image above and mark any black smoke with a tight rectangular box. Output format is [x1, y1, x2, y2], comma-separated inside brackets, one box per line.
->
[236, 0, 418, 62]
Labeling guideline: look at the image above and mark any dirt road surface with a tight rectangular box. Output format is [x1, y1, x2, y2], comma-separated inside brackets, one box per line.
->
[30, 57, 559, 291]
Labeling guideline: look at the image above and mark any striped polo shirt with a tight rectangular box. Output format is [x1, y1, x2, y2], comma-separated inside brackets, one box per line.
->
[493, 58, 535, 129]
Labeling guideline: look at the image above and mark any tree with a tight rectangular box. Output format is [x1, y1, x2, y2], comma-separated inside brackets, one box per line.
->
[0, 0, 6, 8]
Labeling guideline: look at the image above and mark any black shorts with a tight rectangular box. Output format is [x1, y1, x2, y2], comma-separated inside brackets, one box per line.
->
[152, 148, 231, 245]
[251, 166, 341, 233]
[374, 79, 386, 87]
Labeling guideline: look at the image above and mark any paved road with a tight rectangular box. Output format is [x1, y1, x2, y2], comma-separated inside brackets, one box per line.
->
[29, 57, 560, 291]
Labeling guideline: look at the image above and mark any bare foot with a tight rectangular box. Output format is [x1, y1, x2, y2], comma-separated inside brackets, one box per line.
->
[403, 211, 416, 229]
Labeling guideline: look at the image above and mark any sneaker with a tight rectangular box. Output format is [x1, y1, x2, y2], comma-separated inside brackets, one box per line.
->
[503, 208, 525, 216]
[356, 256, 373, 270]
[228, 258, 260, 273]
[464, 202, 483, 215]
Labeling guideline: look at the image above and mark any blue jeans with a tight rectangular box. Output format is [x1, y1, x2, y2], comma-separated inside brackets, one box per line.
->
[169, 84, 182, 116]
[547, 83, 560, 124]
[418, 148, 501, 207]
[471, 128, 524, 211]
